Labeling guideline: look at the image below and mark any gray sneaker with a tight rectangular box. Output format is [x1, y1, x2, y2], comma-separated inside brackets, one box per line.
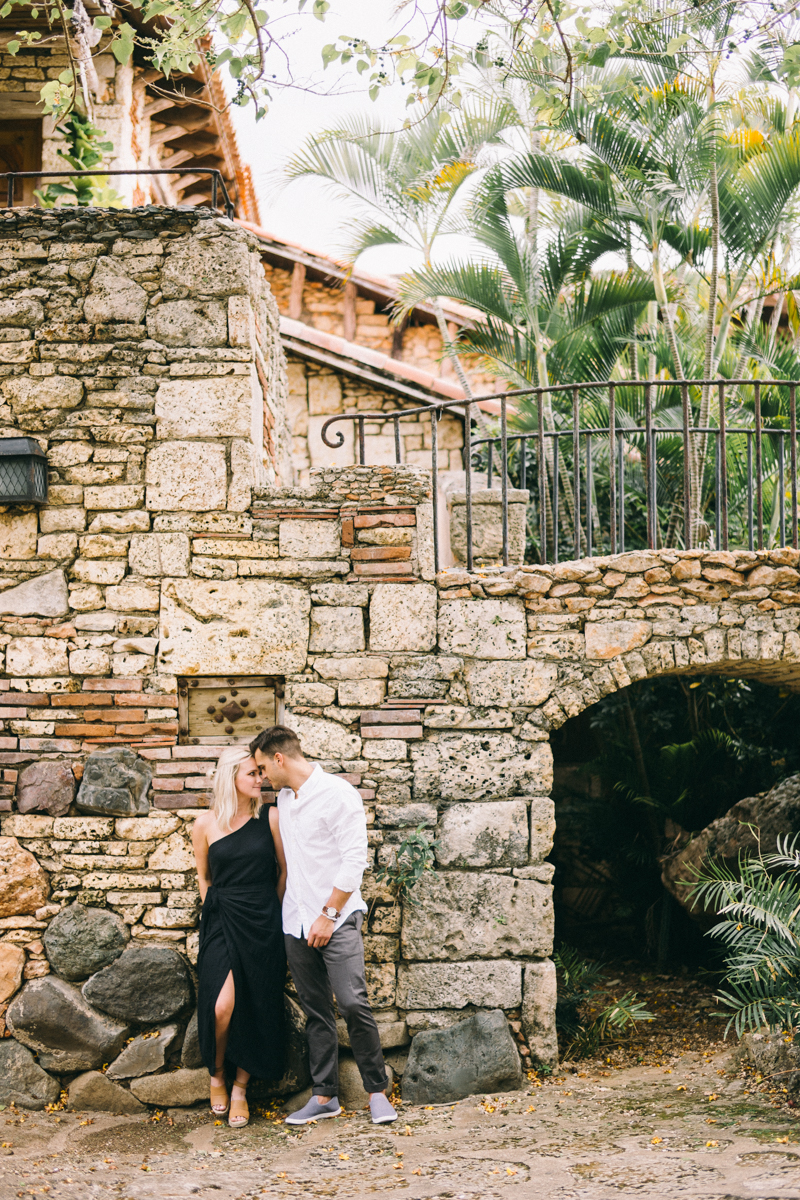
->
[369, 1093, 398, 1124]
[285, 1096, 342, 1125]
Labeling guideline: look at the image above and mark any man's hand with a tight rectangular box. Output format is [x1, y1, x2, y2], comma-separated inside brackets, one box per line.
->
[307, 914, 335, 948]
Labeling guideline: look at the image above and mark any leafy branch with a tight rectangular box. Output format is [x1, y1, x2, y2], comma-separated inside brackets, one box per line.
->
[374, 824, 437, 907]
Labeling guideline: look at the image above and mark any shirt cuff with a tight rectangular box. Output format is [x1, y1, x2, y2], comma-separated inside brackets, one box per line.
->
[333, 869, 364, 894]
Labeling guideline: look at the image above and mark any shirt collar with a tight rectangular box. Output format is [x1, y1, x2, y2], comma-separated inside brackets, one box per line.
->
[295, 763, 322, 800]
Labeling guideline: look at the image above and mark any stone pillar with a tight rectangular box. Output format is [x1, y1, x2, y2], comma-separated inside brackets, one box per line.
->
[449, 489, 529, 565]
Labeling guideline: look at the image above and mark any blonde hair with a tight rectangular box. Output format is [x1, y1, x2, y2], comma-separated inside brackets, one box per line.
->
[211, 746, 263, 833]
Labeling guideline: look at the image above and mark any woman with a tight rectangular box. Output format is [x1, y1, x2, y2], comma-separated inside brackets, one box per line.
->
[192, 746, 287, 1127]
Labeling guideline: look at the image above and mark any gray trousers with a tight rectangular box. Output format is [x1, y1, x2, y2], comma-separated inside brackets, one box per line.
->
[285, 912, 388, 1097]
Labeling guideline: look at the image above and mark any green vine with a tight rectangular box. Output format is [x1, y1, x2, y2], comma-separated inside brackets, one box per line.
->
[374, 824, 436, 906]
[34, 112, 124, 209]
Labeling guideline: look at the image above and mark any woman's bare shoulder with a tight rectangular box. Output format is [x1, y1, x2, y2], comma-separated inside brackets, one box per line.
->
[192, 810, 214, 837]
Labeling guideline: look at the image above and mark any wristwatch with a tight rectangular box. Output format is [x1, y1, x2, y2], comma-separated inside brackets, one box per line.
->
[321, 905, 340, 921]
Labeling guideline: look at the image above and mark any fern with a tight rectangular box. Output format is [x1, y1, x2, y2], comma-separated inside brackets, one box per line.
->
[554, 945, 654, 1059]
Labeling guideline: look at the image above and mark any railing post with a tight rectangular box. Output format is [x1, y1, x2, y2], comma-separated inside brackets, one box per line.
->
[6, 175, 13, 208]
[618, 431, 625, 553]
[645, 379, 654, 549]
[779, 432, 786, 549]
[212, 172, 218, 211]
[430, 409, 439, 575]
[464, 400, 473, 572]
[358, 417, 366, 465]
[572, 386, 581, 560]
[747, 432, 754, 551]
[791, 382, 798, 551]
[608, 382, 616, 555]
[500, 395, 509, 567]
[718, 380, 728, 551]
[681, 380, 692, 549]
[585, 432, 593, 558]
[552, 437, 559, 566]
[394, 416, 401, 464]
[520, 437, 527, 491]
[537, 390, 546, 563]
[754, 381, 763, 550]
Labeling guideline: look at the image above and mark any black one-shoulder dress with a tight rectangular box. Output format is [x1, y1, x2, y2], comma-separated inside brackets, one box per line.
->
[197, 808, 286, 1080]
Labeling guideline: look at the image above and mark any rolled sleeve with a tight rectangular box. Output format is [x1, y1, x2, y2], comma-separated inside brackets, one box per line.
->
[331, 790, 369, 894]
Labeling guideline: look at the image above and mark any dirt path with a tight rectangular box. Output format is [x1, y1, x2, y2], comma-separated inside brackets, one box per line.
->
[1, 1047, 799, 1200]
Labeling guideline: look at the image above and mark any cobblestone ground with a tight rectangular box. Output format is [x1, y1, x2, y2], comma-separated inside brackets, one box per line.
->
[1, 1047, 798, 1200]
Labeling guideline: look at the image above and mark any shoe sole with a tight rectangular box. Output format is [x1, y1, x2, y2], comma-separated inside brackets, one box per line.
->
[372, 1114, 398, 1124]
[285, 1107, 342, 1125]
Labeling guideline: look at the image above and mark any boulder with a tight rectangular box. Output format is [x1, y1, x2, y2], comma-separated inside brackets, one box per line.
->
[741, 1031, 800, 1096]
[0, 1040, 60, 1110]
[16, 760, 76, 817]
[75, 748, 152, 817]
[337, 1056, 394, 1111]
[662, 774, 800, 921]
[0, 942, 25, 1003]
[0, 569, 69, 618]
[107, 1024, 179, 1079]
[6, 974, 130, 1071]
[269, 995, 311, 1096]
[0, 836, 49, 918]
[82, 945, 193, 1023]
[129, 1067, 209, 1107]
[44, 903, 129, 981]
[402, 1009, 522, 1104]
[68, 1071, 146, 1114]
[181, 1009, 203, 1069]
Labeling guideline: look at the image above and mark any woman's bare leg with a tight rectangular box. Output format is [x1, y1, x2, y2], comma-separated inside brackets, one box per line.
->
[210, 971, 235, 1112]
[230, 1066, 251, 1127]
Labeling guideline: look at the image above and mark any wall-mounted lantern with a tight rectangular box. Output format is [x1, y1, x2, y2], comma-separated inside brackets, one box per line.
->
[0, 438, 48, 505]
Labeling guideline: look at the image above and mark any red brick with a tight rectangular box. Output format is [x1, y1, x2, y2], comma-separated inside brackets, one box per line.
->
[156, 761, 210, 775]
[137, 748, 173, 760]
[0, 753, 37, 763]
[335, 773, 361, 785]
[341, 518, 355, 547]
[350, 546, 411, 561]
[352, 563, 414, 576]
[0, 708, 27, 719]
[116, 693, 177, 707]
[354, 513, 415, 528]
[0, 738, 17, 750]
[0, 797, 11, 812]
[83, 679, 143, 692]
[152, 778, 183, 791]
[6, 694, 52, 707]
[2, 770, 18, 782]
[0, 784, 15, 796]
[115, 722, 178, 736]
[51, 693, 108, 707]
[56, 722, 116, 736]
[361, 710, 422, 725]
[153, 792, 209, 810]
[98, 708, 145, 722]
[357, 788, 376, 800]
[19, 738, 79, 752]
[360, 725, 422, 739]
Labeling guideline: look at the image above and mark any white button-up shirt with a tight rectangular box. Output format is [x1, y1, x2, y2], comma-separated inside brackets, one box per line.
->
[277, 763, 369, 938]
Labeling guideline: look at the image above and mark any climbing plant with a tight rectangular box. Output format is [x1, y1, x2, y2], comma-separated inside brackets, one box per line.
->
[34, 112, 124, 209]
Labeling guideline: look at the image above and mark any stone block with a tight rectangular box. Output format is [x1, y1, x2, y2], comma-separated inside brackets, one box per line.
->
[464, 660, 558, 707]
[7, 974, 131, 1071]
[17, 761, 75, 817]
[585, 620, 652, 660]
[522, 961, 558, 1068]
[146, 442, 227, 511]
[159, 578, 310, 675]
[435, 800, 529, 867]
[286, 713, 361, 760]
[375, 802, 437, 827]
[89, 511, 151, 534]
[0, 297, 44, 326]
[148, 834, 194, 870]
[402, 1009, 522, 1103]
[366, 962, 396, 1008]
[0, 569, 69, 618]
[76, 748, 152, 818]
[337, 679, 386, 707]
[155, 375, 256, 439]
[312, 583, 369, 606]
[83, 485, 144, 511]
[0, 512, 37, 560]
[129, 533, 190, 578]
[83, 259, 147, 323]
[308, 373, 342, 415]
[69, 647, 111, 674]
[106, 582, 160, 611]
[279, 519, 341, 559]
[106, 1023, 179, 1079]
[363, 739, 407, 760]
[70, 558, 126, 585]
[2, 815, 55, 838]
[369, 584, 437, 652]
[0, 1040, 60, 1110]
[82, 945, 193, 1022]
[401, 872, 552, 961]
[529, 797, 556, 862]
[309, 606, 364, 653]
[38, 532, 79, 559]
[44, 903, 129, 981]
[0, 941, 25, 1003]
[439, 598, 526, 659]
[129, 1066, 209, 1106]
[396, 961, 522, 1009]
[160, 233, 252, 299]
[40, 508, 86, 534]
[3, 375, 83, 428]
[314, 657, 389, 680]
[449, 490, 529, 565]
[146, 299, 227, 346]
[68, 1070, 146, 1114]
[285, 681, 337, 707]
[115, 816, 180, 841]
[412, 734, 552, 801]
[6, 636, 69, 676]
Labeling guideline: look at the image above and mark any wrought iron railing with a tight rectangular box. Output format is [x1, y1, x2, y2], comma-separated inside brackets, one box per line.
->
[321, 378, 800, 573]
[0, 169, 235, 218]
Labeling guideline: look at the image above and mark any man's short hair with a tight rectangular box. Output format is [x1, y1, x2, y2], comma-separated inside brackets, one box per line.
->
[250, 725, 304, 759]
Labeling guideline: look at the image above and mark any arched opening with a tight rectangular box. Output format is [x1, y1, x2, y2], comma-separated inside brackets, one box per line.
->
[547, 665, 800, 1063]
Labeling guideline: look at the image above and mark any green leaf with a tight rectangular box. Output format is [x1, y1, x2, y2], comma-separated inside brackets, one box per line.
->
[112, 22, 135, 65]
[368, 84, 379, 101]
[321, 42, 338, 67]
[93, 15, 112, 28]
[312, 0, 329, 19]
[666, 33, 690, 55]
[6, 39, 19, 54]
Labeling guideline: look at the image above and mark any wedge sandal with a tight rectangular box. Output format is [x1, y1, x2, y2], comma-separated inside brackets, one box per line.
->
[210, 1082, 229, 1116]
[229, 1093, 249, 1128]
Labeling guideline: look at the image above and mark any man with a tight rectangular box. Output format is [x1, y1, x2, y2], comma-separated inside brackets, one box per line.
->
[251, 725, 397, 1126]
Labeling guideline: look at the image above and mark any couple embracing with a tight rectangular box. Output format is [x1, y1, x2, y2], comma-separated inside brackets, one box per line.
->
[190, 726, 396, 1129]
